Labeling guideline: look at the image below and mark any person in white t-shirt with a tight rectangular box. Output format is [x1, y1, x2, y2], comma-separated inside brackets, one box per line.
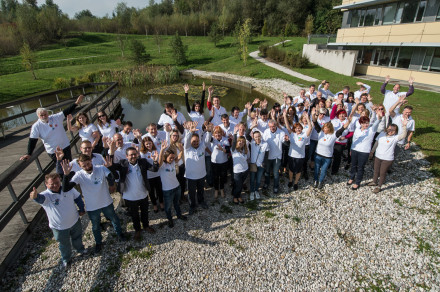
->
[318, 80, 335, 100]
[354, 82, 371, 101]
[249, 130, 268, 200]
[119, 121, 136, 143]
[368, 116, 408, 193]
[389, 96, 415, 151]
[61, 154, 125, 253]
[207, 86, 227, 126]
[231, 132, 250, 204]
[157, 103, 186, 130]
[305, 84, 316, 101]
[30, 173, 86, 268]
[335, 86, 350, 101]
[141, 123, 168, 151]
[67, 112, 101, 153]
[184, 83, 205, 131]
[280, 93, 293, 112]
[208, 126, 230, 198]
[20, 94, 84, 162]
[283, 110, 313, 190]
[229, 105, 248, 127]
[381, 75, 414, 115]
[158, 141, 187, 228]
[96, 111, 121, 139]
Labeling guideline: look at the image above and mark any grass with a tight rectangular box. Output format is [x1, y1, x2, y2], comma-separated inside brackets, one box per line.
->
[1, 32, 440, 177]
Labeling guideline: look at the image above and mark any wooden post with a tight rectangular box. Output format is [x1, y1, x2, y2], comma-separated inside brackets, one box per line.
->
[7, 184, 28, 224]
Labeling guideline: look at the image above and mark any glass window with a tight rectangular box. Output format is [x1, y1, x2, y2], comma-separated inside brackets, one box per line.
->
[383, 3, 397, 24]
[363, 49, 373, 64]
[396, 47, 413, 68]
[430, 48, 440, 72]
[374, 7, 382, 25]
[390, 48, 399, 67]
[437, 4, 440, 20]
[364, 8, 376, 26]
[394, 2, 405, 24]
[401, 1, 419, 23]
[422, 48, 434, 70]
[379, 48, 393, 66]
[359, 9, 366, 26]
[416, 1, 427, 21]
[351, 9, 361, 27]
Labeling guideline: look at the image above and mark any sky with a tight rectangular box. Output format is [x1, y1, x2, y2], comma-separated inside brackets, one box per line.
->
[38, 0, 150, 18]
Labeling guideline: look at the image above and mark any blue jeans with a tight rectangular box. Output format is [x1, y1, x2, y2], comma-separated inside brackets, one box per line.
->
[350, 150, 370, 185]
[265, 158, 281, 190]
[51, 219, 84, 262]
[163, 186, 182, 221]
[314, 154, 332, 183]
[88, 203, 122, 244]
[233, 171, 248, 198]
[250, 166, 265, 192]
[309, 140, 318, 162]
[205, 156, 213, 186]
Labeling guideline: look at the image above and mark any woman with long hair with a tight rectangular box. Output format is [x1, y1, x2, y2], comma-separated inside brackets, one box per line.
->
[231, 132, 250, 204]
[184, 83, 205, 130]
[67, 112, 102, 153]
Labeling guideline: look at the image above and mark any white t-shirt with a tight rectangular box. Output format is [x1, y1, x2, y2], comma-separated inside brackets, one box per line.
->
[30, 112, 70, 154]
[123, 163, 148, 201]
[383, 90, 407, 114]
[392, 114, 415, 145]
[250, 141, 268, 167]
[375, 132, 400, 161]
[263, 128, 285, 160]
[113, 142, 136, 163]
[288, 133, 309, 158]
[316, 132, 338, 157]
[184, 132, 207, 180]
[71, 165, 113, 211]
[188, 111, 205, 130]
[210, 136, 230, 164]
[257, 119, 269, 133]
[158, 111, 186, 129]
[293, 96, 304, 106]
[219, 123, 234, 137]
[79, 123, 99, 145]
[331, 118, 349, 144]
[232, 149, 249, 173]
[98, 120, 119, 139]
[39, 188, 80, 230]
[140, 151, 160, 179]
[305, 91, 317, 100]
[159, 161, 179, 191]
[351, 124, 377, 153]
[302, 124, 311, 146]
[229, 110, 246, 127]
[120, 131, 135, 143]
[211, 106, 227, 126]
[311, 116, 330, 140]
[70, 153, 106, 172]
[142, 131, 167, 151]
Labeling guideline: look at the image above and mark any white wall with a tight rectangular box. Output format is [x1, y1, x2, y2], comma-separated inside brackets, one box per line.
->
[302, 44, 358, 76]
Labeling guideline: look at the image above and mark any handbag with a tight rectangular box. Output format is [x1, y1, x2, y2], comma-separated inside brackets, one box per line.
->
[249, 145, 261, 173]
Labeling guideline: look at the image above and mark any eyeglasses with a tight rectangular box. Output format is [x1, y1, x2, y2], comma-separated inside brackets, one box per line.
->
[378, 108, 384, 110]
[81, 147, 92, 149]
[319, 113, 325, 116]
[98, 115, 106, 118]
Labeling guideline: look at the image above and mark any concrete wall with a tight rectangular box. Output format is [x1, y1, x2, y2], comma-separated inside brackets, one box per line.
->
[302, 44, 358, 76]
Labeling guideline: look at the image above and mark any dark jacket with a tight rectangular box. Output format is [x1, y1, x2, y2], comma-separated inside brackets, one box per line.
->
[110, 158, 159, 194]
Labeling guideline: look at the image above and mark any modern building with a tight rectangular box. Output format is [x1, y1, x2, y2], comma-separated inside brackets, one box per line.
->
[329, 0, 440, 86]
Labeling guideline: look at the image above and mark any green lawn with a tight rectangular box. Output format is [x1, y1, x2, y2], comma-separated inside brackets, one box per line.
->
[1, 32, 439, 176]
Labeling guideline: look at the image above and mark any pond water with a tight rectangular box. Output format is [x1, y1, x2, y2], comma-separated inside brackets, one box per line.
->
[119, 79, 275, 131]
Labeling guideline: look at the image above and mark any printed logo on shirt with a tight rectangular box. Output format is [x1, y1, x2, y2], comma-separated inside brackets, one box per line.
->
[93, 177, 102, 184]
[165, 167, 175, 173]
[298, 137, 304, 141]
[198, 152, 204, 157]
[53, 198, 60, 205]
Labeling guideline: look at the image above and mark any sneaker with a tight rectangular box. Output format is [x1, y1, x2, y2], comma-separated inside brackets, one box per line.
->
[293, 184, 298, 191]
[168, 220, 174, 228]
[367, 181, 377, 187]
[318, 182, 324, 189]
[250, 192, 255, 201]
[62, 260, 70, 269]
[78, 249, 87, 256]
[118, 233, 128, 242]
[273, 188, 279, 194]
[255, 191, 261, 200]
[94, 243, 103, 253]
[288, 182, 293, 188]
[373, 187, 381, 193]
[178, 215, 188, 221]
[201, 202, 209, 210]
[313, 181, 318, 188]
[189, 208, 196, 215]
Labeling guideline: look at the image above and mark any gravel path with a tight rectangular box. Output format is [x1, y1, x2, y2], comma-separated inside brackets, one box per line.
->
[1, 74, 439, 291]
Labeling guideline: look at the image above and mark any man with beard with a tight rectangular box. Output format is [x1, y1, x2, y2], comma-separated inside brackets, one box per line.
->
[20, 94, 84, 162]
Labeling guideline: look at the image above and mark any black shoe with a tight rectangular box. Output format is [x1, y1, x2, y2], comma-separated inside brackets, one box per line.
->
[303, 172, 309, 180]
[318, 182, 324, 189]
[351, 185, 359, 190]
[118, 233, 127, 242]
[273, 188, 279, 194]
[189, 208, 195, 215]
[293, 184, 298, 191]
[178, 215, 188, 221]
[94, 243, 103, 253]
[201, 202, 209, 210]
[168, 220, 174, 228]
[331, 171, 337, 175]
[313, 181, 318, 188]
[243, 185, 248, 191]
[344, 164, 350, 171]
[288, 182, 293, 188]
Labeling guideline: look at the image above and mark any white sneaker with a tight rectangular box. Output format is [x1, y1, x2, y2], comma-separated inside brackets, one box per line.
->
[250, 192, 255, 200]
[255, 191, 260, 200]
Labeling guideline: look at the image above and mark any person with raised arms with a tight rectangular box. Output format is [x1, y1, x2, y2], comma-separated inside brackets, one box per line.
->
[67, 112, 101, 153]
[207, 86, 227, 126]
[208, 126, 230, 199]
[381, 75, 414, 115]
[157, 102, 186, 130]
[184, 83, 205, 130]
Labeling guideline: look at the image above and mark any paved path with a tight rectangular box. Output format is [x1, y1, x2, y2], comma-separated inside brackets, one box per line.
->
[249, 41, 318, 82]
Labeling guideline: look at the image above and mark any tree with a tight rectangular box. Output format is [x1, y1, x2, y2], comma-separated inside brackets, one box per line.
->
[261, 19, 268, 36]
[218, 5, 231, 36]
[129, 39, 151, 65]
[304, 14, 314, 36]
[169, 32, 187, 65]
[74, 9, 95, 20]
[208, 22, 223, 47]
[154, 30, 162, 53]
[238, 18, 251, 66]
[116, 34, 127, 57]
[20, 42, 37, 80]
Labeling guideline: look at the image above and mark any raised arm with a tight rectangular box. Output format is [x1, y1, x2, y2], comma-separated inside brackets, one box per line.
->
[30, 187, 45, 204]
[406, 77, 415, 97]
[63, 95, 84, 117]
[397, 117, 408, 141]
[157, 141, 168, 167]
[381, 75, 390, 94]
[66, 114, 79, 132]
[200, 82, 205, 112]
[207, 86, 213, 110]
[184, 84, 191, 113]
[283, 111, 292, 134]
[305, 113, 314, 137]
[389, 96, 406, 118]
[61, 159, 76, 192]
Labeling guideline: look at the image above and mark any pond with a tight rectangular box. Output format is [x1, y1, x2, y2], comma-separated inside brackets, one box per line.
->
[119, 79, 275, 131]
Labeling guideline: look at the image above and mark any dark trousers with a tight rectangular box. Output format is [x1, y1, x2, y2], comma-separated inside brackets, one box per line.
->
[177, 164, 186, 198]
[233, 171, 248, 198]
[148, 177, 163, 205]
[332, 143, 346, 174]
[187, 177, 205, 209]
[281, 142, 290, 168]
[373, 157, 394, 187]
[125, 197, 149, 231]
[303, 145, 310, 173]
[350, 150, 370, 185]
[205, 156, 213, 186]
[212, 162, 228, 190]
[49, 146, 72, 162]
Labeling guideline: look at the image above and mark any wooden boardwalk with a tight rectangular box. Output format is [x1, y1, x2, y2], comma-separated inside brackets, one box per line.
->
[0, 89, 121, 272]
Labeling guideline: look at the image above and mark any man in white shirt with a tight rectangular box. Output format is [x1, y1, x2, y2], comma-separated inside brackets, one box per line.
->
[335, 86, 350, 101]
[61, 154, 126, 253]
[30, 173, 86, 268]
[119, 121, 135, 143]
[207, 87, 227, 126]
[305, 84, 316, 101]
[157, 103, 186, 129]
[262, 120, 286, 194]
[389, 96, 415, 151]
[219, 114, 234, 138]
[229, 106, 248, 127]
[142, 123, 168, 150]
[318, 80, 334, 100]
[112, 133, 137, 163]
[354, 82, 371, 100]
[20, 94, 84, 162]
[293, 89, 306, 106]
[381, 75, 414, 114]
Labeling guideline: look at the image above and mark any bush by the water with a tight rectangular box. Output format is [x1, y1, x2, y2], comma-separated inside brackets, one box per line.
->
[52, 66, 180, 89]
[258, 45, 309, 68]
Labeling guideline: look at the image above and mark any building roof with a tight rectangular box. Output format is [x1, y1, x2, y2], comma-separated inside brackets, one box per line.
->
[328, 42, 440, 47]
[334, 0, 397, 10]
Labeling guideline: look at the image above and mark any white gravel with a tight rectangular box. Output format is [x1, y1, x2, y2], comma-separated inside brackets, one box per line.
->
[1, 74, 439, 291]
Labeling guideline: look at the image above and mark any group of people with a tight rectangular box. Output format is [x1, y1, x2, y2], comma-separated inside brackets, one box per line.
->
[23, 76, 416, 267]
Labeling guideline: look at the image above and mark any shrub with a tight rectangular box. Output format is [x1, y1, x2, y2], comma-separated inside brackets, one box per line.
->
[259, 45, 269, 57]
[53, 77, 72, 89]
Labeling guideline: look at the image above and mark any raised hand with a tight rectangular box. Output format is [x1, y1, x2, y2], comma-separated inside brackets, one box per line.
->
[202, 82, 206, 91]
[133, 128, 142, 138]
[161, 140, 168, 151]
[30, 187, 38, 200]
[55, 146, 64, 161]
[184, 84, 189, 93]
[367, 94, 373, 102]
[356, 82, 363, 86]
[206, 122, 213, 132]
[67, 114, 73, 122]
[252, 98, 260, 105]
[283, 92, 287, 98]
[408, 76, 415, 85]
[171, 110, 178, 121]
[75, 94, 84, 105]
[151, 151, 158, 161]
[104, 156, 113, 168]
[61, 159, 72, 175]
[385, 75, 390, 83]
[208, 86, 214, 96]
[190, 121, 198, 132]
[244, 102, 251, 110]
[321, 79, 326, 84]
[109, 138, 116, 154]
